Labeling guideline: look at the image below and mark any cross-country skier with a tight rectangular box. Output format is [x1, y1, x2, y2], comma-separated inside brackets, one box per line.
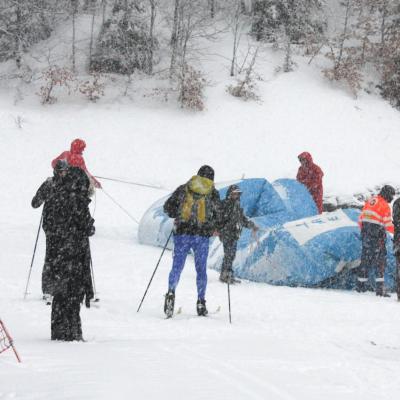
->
[51, 138, 102, 189]
[31, 160, 69, 302]
[392, 196, 400, 301]
[219, 184, 258, 284]
[47, 167, 95, 341]
[296, 152, 324, 214]
[357, 185, 395, 296]
[163, 165, 221, 317]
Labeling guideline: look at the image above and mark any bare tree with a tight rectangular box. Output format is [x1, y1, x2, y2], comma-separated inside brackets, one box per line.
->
[170, 0, 181, 76]
[148, 0, 157, 74]
[102, 0, 107, 24]
[230, 0, 243, 76]
[209, 0, 215, 18]
[88, 0, 98, 68]
[169, 0, 218, 79]
[71, 0, 78, 72]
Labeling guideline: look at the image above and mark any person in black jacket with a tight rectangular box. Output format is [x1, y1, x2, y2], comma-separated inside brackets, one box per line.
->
[46, 167, 95, 341]
[31, 160, 69, 301]
[219, 185, 258, 284]
[163, 165, 221, 317]
[393, 196, 400, 301]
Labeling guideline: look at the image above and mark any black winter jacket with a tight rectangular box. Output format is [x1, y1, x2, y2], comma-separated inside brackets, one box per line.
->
[219, 198, 256, 242]
[46, 168, 95, 303]
[393, 198, 400, 249]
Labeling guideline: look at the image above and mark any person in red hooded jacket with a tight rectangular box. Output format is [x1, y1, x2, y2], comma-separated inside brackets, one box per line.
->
[296, 152, 324, 214]
[51, 139, 102, 189]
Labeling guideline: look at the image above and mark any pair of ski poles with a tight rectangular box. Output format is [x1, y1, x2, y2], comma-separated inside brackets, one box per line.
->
[24, 213, 100, 302]
[137, 230, 233, 324]
[24, 180, 145, 300]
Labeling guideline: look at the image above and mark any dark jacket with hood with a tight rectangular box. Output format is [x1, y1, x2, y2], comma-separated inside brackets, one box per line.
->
[219, 185, 256, 241]
[164, 166, 221, 237]
[392, 196, 400, 253]
[47, 167, 94, 302]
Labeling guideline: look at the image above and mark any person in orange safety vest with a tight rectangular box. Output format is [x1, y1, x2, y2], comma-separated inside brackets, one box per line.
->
[357, 185, 395, 296]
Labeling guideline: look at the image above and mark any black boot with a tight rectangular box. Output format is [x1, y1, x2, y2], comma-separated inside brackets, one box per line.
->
[356, 279, 367, 293]
[164, 291, 175, 318]
[220, 270, 241, 284]
[196, 299, 208, 316]
[376, 282, 391, 297]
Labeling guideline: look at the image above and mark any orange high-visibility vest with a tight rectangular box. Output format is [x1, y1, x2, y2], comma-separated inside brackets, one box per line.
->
[359, 195, 394, 234]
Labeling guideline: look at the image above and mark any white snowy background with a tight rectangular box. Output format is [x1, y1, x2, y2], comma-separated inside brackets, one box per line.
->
[1, 8, 400, 400]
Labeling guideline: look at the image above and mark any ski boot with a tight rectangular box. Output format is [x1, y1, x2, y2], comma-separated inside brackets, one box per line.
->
[164, 291, 175, 318]
[356, 279, 368, 293]
[219, 270, 240, 285]
[196, 299, 208, 316]
[376, 282, 391, 297]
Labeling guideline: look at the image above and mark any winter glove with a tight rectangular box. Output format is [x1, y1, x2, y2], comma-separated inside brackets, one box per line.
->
[88, 225, 96, 237]
[394, 239, 400, 255]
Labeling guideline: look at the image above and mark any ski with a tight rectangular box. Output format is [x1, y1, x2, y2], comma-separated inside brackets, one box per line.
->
[170, 305, 221, 317]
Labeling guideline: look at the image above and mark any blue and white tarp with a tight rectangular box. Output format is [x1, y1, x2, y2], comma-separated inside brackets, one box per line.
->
[138, 178, 396, 290]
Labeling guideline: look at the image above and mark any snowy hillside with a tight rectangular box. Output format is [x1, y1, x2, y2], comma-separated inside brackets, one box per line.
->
[2, 2, 400, 400]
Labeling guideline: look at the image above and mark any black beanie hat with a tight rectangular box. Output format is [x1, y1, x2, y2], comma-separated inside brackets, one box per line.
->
[197, 165, 214, 181]
[54, 160, 69, 173]
[380, 185, 396, 202]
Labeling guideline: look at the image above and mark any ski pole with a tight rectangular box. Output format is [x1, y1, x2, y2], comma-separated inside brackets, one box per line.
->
[0, 319, 21, 363]
[227, 280, 232, 324]
[95, 175, 167, 191]
[101, 188, 140, 224]
[24, 214, 43, 300]
[90, 255, 100, 302]
[137, 230, 173, 312]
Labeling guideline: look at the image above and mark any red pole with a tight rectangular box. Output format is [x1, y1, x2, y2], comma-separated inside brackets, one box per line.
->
[0, 320, 22, 363]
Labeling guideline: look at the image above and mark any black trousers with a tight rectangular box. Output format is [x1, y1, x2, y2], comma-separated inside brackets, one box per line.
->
[42, 235, 54, 295]
[358, 225, 386, 294]
[395, 254, 400, 300]
[51, 294, 82, 341]
[220, 239, 238, 276]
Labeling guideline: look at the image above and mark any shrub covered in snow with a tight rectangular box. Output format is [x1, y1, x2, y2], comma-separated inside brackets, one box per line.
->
[178, 64, 206, 111]
[79, 73, 105, 102]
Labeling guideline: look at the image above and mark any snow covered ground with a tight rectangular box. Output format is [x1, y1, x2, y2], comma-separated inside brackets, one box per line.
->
[2, 13, 400, 400]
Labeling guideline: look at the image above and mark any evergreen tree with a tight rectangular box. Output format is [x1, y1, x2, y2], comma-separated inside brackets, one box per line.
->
[91, 0, 157, 75]
[251, 0, 324, 44]
[379, 2, 400, 107]
[0, 0, 57, 68]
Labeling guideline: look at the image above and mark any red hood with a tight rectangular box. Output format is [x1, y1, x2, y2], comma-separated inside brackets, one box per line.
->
[70, 138, 86, 155]
[298, 152, 313, 165]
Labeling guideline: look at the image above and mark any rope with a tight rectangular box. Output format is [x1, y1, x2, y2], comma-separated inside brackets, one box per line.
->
[101, 188, 140, 225]
[95, 175, 168, 190]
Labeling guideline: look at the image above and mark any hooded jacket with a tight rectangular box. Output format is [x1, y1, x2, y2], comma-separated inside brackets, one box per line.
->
[51, 139, 101, 188]
[219, 186, 256, 241]
[47, 167, 95, 302]
[296, 152, 324, 213]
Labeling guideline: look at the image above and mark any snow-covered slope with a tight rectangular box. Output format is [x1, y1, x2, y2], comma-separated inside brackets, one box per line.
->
[1, 17, 400, 400]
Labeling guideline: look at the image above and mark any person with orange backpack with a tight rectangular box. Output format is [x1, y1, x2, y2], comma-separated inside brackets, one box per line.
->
[51, 139, 102, 189]
[357, 185, 395, 296]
